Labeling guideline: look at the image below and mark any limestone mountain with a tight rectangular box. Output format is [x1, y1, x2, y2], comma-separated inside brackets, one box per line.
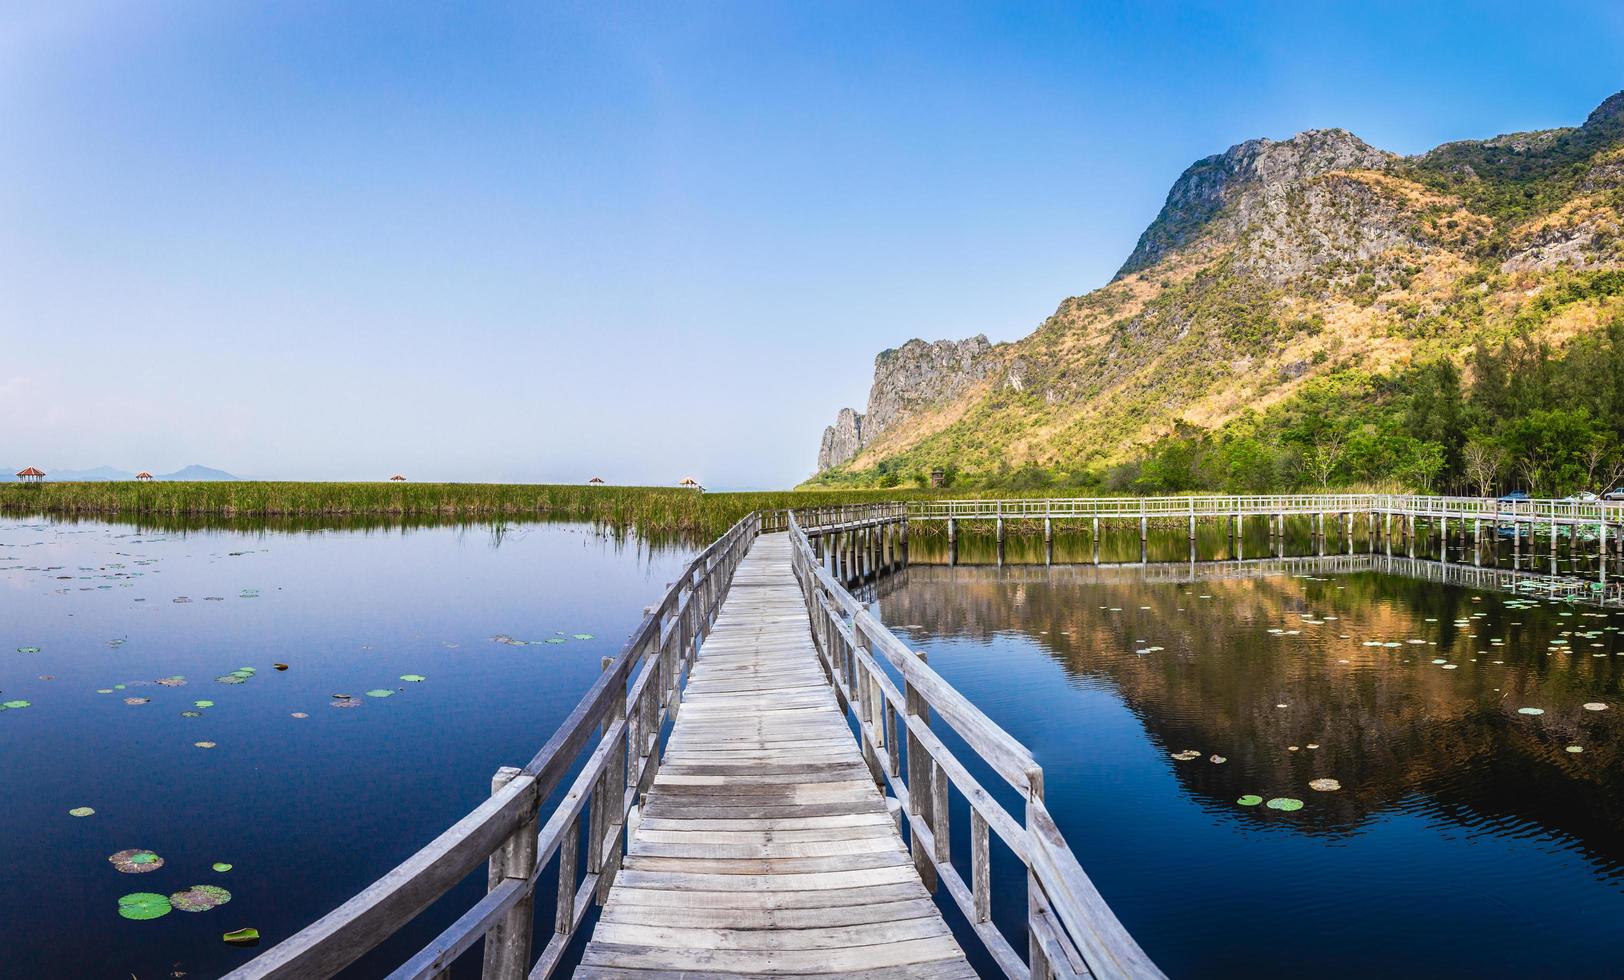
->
[808, 91, 1624, 487]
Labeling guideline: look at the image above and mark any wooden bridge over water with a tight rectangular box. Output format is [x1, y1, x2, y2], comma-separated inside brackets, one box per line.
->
[228, 494, 1623, 980]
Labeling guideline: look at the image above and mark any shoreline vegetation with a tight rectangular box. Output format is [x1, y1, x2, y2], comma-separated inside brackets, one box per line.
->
[0, 482, 951, 536]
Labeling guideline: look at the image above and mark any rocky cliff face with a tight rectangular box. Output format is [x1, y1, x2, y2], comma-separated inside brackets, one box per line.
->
[1115, 129, 1394, 279]
[807, 91, 1624, 483]
[815, 336, 994, 471]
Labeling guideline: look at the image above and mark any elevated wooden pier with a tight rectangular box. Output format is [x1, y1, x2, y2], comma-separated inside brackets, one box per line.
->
[230, 507, 1161, 980]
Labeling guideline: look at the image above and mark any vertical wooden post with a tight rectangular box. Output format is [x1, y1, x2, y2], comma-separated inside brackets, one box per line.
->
[1025, 765, 1049, 980]
[904, 651, 937, 893]
[481, 767, 537, 980]
[971, 808, 991, 923]
[554, 814, 580, 938]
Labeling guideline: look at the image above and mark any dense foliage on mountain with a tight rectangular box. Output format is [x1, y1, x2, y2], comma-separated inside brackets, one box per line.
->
[808, 92, 1624, 496]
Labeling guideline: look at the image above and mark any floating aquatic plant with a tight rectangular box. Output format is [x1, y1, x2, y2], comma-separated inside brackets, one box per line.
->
[1169, 749, 1201, 761]
[170, 885, 231, 912]
[194, 700, 214, 708]
[212, 862, 232, 873]
[330, 697, 362, 709]
[1583, 702, 1608, 711]
[180, 710, 202, 718]
[365, 689, 394, 698]
[16, 646, 40, 654]
[194, 741, 217, 749]
[399, 674, 426, 683]
[123, 697, 150, 706]
[109, 849, 164, 873]
[1566, 745, 1584, 753]
[118, 892, 172, 921]
[223, 927, 260, 946]
[69, 806, 95, 817]
[573, 633, 594, 640]
[1, 700, 31, 709]
[1266, 798, 1304, 812]
[1237, 795, 1262, 806]
[1517, 707, 1545, 716]
[290, 712, 308, 719]
[1308, 778, 1341, 792]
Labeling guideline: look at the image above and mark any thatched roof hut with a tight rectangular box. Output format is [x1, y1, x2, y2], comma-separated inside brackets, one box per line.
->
[389, 475, 406, 482]
[588, 477, 606, 485]
[16, 467, 45, 483]
[135, 472, 153, 481]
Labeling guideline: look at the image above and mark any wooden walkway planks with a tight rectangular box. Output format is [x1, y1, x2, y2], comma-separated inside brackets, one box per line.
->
[577, 534, 976, 979]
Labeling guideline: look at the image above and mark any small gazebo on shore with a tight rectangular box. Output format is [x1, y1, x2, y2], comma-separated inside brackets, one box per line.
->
[16, 467, 45, 484]
[678, 477, 703, 492]
[135, 472, 153, 482]
[588, 477, 606, 486]
[390, 475, 406, 482]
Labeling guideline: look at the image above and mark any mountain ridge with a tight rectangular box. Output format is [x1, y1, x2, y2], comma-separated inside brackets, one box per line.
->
[808, 90, 1624, 493]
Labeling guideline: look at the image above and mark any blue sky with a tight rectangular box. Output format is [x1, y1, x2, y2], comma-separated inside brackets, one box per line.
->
[4, 1, 1623, 488]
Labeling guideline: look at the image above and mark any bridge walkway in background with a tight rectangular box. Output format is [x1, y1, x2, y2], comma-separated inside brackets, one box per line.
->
[576, 533, 977, 979]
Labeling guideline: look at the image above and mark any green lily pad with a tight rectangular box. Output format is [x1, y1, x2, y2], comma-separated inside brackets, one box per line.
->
[399, 674, 426, 683]
[1, 699, 31, 709]
[212, 862, 233, 873]
[194, 700, 215, 708]
[118, 892, 172, 920]
[215, 674, 247, 685]
[69, 806, 95, 817]
[544, 637, 566, 644]
[17, 646, 40, 654]
[96, 688, 114, 694]
[365, 689, 394, 698]
[1266, 798, 1304, 812]
[223, 926, 260, 946]
[572, 633, 594, 640]
[1237, 795, 1263, 806]
[1517, 707, 1545, 715]
[109, 849, 164, 873]
[170, 884, 231, 912]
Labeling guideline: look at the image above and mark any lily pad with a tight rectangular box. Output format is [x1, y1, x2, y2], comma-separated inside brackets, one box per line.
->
[118, 892, 172, 920]
[213, 862, 233, 873]
[273, 663, 289, 671]
[330, 697, 362, 709]
[1583, 702, 1609, 711]
[1566, 745, 1585, 753]
[69, 806, 95, 817]
[109, 849, 164, 873]
[1237, 795, 1263, 806]
[155, 676, 187, 687]
[544, 638, 566, 645]
[194, 741, 217, 749]
[170, 884, 231, 912]
[123, 697, 150, 706]
[1266, 797, 1304, 812]
[16, 646, 40, 654]
[365, 689, 394, 699]
[1308, 778, 1342, 792]
[399, 674, 426, 683]
[572, 633, 594, 640]
[194, 700, 214, 708]
[1208, 755, 1227, 764]
[1169, 749, 1201, 761]
[215, 674, 247, 685]
[1517, 707, 1545, 716]
[290, 712, 308, 719]
[223, 926, 260, 946]
[1, 700, 31, 709]
[180, 710, 203, 718]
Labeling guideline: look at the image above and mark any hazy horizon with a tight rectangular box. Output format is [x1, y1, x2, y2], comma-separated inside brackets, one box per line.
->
[6, 1, 1624, 488]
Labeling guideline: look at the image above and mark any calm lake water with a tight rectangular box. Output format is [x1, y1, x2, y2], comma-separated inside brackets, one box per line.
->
[7, 515, 1622, 978]
[880, 528, 1624, 978]
[0, 516, 694, 979]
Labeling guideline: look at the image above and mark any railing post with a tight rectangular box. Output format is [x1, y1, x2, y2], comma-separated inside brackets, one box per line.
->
[1025, 764, 1049, 980]
[481, 766, 537, 980]
[904, 650, 938, 893]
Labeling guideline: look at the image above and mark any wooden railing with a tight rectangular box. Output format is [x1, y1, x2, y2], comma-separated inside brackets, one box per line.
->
[226, 512, 760, 980]
[907, 493, 1624, 525]
[787, 508, 1164, 980]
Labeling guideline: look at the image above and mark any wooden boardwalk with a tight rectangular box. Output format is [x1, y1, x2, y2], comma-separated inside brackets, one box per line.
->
[578, 533, 977, 979]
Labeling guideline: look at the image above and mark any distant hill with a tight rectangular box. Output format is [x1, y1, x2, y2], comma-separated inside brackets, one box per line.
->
[6, 464, 240, 482]
[155, 465, 239, 482]
[807, 90, 1624, 494]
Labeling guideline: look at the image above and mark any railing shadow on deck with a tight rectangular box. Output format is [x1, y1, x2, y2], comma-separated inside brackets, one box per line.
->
[225, 514, 760, 980]
[788, 507, 1165, 980]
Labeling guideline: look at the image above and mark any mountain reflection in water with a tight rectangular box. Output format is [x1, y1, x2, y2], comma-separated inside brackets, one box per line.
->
[875, 548, 1623, 978]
